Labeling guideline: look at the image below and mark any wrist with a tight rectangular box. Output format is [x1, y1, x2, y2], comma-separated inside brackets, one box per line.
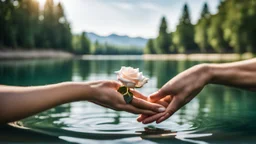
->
[201, 63, 220, 84]
[197, 63, 214, 85]
[64, 82, 93, 101]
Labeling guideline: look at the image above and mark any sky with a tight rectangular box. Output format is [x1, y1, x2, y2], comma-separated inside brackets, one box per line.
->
[40, 0, 220, 38]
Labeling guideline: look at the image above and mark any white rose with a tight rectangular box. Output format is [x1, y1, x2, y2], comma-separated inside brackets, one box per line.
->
[115, 66, 149, 88]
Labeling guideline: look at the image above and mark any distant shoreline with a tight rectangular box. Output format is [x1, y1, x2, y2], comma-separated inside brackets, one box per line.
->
[82, 53, 254, 61]
[143, 53, 255, 61]
[0, 50, 73, 60]
[0, 50, 254, 61]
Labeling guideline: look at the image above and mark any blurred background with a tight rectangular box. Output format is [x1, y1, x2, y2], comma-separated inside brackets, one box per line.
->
[1, 1, 256, 143]
[1, 0, 256, 56]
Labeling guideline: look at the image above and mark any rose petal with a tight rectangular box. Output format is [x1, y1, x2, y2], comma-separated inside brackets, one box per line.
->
[115, 66, 148, 88]
[121, 67, 139, 80]
[118, 77, 136, 88]
[136, 77, 149, 87]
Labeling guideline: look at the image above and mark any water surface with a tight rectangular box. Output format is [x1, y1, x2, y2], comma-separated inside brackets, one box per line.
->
[0, 58, 256, 144]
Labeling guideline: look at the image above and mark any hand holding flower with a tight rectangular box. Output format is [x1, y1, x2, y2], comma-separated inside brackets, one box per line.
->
[88, 80, 166, 115]
[115, 66, 149, 104]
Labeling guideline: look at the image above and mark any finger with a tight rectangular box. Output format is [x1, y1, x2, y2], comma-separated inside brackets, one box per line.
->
[137, 114, 149, 122]
[156, 97, 182, 124]
[163, 95, 173, 103]
[131, 97, 166, 113]
[137, 100, 169, 122]
[156, 99, 169, 108]
[142, 112, 166, 124]
[130, 89, 147, 100]
[123, 105, 157, 115]
[148, 90, 167, 102]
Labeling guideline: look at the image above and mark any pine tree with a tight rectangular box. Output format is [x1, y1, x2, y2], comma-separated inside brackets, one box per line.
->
[201, 3, 210, 19]
[155, 17, 171, 54]
[144, 39, 155, 54]
[208, 1, 228, 53]
[55, 2, 72, 50]
[0, 1, 4, 47]
[180, 4, 191, 25]
[222, 0, 256, 53]
[195, 2, 211, 52]
[0, 0, 18, 48]
[80, 32, 90, 54]
[91, 40, 99, 54]
[173, 4, 197, 53]
[42, 0, 56, 48]
[15, 0, 40, 48]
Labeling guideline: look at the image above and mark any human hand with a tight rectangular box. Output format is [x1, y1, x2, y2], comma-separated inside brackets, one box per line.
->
[137, 64, 211, 124]
[87, 80, 166, 115]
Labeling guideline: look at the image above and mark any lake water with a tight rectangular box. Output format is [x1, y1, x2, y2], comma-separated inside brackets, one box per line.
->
[0, 58, 256, 144]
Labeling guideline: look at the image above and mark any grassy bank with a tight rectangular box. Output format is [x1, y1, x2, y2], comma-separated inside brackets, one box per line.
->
[0, 50, 254, 61]
[81, 53, 254, 61]
[0, 50, 73, 60]
[143, 53, 255, 61]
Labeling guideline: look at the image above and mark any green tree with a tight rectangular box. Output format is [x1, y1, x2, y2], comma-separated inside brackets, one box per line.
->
[42, 0, 56, 48]
[0, 0, 73, 52]
[155, 16, 171, 54]
[144, 39, 155, 54]
[55, 2, 72, 51]
[173, 4, 197, 53]
[80, 32, 90, 54]
[72, 32, 90, 54]
[0, 0, 18, 48]
[91, 40, 99, 54]
[207, 15, 227, 53]
[195, 3, 211, 53]
[222, 0, 256, 53]
[15, 0, 39, 48]
[207, 1, 228, 53]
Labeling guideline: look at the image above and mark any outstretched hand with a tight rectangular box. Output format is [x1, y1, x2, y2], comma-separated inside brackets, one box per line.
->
[137, 64, 210, 124]
[88, 80, 166, 115]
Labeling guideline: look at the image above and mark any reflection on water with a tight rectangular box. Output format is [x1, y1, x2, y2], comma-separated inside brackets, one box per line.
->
[1, 58, 256, 143]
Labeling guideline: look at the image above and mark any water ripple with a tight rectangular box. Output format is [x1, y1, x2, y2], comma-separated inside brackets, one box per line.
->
[21, 100, 256, 143]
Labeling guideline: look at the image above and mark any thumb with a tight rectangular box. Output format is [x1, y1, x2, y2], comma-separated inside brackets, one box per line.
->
[148, 90, 167, 102]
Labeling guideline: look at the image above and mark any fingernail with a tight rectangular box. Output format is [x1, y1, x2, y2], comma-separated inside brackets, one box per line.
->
[158, 107, 166, 112]
[148, 94, 155, 100]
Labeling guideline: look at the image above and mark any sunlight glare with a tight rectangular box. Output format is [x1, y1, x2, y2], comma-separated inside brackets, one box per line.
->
[36, 0, 46, 6]
[36, 0, 61, 8]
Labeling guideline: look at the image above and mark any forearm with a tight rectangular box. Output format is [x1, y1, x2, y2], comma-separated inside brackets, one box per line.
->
[207, 58, 256, 91]
[0, 82, 92, 124]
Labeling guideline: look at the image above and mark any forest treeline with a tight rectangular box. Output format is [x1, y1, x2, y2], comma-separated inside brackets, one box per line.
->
[0, 0, 140, 55]
[0, 0, 72, 50]
[145, 0, 256, 54]
[0, 0, 95, 54]
[1, 0, 256, 55]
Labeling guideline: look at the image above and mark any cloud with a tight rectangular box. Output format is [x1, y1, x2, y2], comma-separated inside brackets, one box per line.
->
[139, 2, 161, 12]
[111, 2, 134, 10]
[61, 0, 219, 38]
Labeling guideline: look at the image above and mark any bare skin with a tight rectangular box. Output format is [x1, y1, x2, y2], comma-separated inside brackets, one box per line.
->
[0, 80, 165, 124]
[138, 58, 256, 124]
